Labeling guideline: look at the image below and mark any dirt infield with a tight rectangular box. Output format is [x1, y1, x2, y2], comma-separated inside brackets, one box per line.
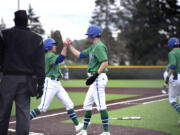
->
[8, 87, 170, 135]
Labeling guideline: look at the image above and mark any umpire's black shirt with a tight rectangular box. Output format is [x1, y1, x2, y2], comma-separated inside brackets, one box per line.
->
[0, 26, 45, 86]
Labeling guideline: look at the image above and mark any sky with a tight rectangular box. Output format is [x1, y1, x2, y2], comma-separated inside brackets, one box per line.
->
[0, 0, 96, 40]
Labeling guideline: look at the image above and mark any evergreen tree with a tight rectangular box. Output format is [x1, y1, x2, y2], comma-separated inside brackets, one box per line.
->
[50, 30, 63, 54]
[28, 4, 45, 35]
[90, 0, 121, 65]
[90, 0, 117, 28]
[118, 0, 180, 65]
[101, 27, 118, 64]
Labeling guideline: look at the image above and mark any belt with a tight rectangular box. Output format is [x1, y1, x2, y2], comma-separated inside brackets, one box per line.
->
[88, 72, 106, 75]
[50, 76, 60, 81]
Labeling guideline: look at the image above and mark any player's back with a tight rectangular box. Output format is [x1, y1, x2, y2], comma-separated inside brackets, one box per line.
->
[1, 26, 42, 75]
[169, 49, 180, 73]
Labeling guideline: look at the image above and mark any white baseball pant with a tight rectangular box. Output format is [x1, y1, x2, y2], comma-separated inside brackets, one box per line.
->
[163, 71, 180, 104]
[38, 77, 74, 112]
[83, 73, 108, 111]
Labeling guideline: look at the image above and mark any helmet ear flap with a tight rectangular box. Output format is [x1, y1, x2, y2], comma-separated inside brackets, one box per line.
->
[48, 45, 53, 50]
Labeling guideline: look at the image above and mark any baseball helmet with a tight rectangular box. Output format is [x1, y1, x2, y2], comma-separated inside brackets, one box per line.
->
[85, 25, 102, 39]
[168, 37, 179, 49]
[43, 38, 57, 51]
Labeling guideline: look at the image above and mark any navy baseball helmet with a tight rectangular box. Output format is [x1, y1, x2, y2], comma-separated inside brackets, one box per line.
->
[43, 38, 57, 51]
[85, 25, 102, 39]
[168, 37, 179, 49]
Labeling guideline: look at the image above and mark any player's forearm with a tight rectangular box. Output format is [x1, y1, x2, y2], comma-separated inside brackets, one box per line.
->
[68, 45, 80, 58]
[61, 46, 67, 56]
[97, 61, 108, 74]
[168, 69, 174, 78]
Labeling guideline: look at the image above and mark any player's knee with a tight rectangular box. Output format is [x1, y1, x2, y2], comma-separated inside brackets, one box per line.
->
[65, 103, 74, 110]
[83, 105, 92, 110]
[97, 106, 107, 111]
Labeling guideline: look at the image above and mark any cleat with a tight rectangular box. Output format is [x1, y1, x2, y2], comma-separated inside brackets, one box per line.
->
[75, 123, 83, 132]
[76, 129, 87, 135]
[161, 90, 167, 94]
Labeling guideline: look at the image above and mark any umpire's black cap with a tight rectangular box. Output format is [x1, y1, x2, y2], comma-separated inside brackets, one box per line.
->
[14, 10, 28, 20]
[14, 10, 28, 26]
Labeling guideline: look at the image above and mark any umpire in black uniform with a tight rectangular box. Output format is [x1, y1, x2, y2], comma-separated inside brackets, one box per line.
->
[0, 10, 45, 135]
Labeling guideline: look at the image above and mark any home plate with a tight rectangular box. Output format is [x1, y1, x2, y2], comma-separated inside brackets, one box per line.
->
[29, 133, 44, 135]
[8, 128, 44, 135]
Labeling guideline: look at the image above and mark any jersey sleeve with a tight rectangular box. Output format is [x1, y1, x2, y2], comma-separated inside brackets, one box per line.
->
[56, 54, 65, 63]
[168, 52, 176, 67]
[82, 47, 91, 58]
[47, 53, 59, 65]
[94, 45, 108, 63]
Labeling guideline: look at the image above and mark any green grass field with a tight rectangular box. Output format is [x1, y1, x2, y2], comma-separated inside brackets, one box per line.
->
[73, 99, 180, 135]
[61, 79, 164, 88]
[11, 79, 179, 135]
[61, 79, 179, 135]
[11, 92, 140, 116]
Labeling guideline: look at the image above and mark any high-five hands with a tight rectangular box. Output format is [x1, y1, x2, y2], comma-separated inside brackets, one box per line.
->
[66, 38, 72, 47]
[62, 38, 72, 47]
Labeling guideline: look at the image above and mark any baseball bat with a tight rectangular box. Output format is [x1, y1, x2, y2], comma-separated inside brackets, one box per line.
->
[109, 116, 141, 120]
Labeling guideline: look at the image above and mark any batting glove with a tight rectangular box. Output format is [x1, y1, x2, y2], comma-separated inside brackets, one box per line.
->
[36, 85, 44, 99]
[86, 72, 99, 86]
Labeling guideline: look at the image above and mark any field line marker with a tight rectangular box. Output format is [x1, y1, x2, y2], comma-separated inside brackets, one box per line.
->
[9, 94, 167, 124]
[143, 98, 167, 104]
[106, 94, 167, 107]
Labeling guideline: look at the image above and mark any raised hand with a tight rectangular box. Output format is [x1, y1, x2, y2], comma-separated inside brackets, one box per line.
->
[63, 41, 68, 47]
[66, 38, 72, 46]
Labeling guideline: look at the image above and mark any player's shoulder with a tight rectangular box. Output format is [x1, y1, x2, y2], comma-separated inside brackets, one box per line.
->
[168, 50, 175, 54]
[46, 52, 57, 58]
[168, 49, 179, 57]
[28, 30, 42, 39]
[96, 41, 107, 49]
[0, 27, 14, 34]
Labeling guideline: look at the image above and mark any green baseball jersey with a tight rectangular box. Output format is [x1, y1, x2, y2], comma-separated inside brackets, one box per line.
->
[168, 48, 180, 73]
[82, 40, 108, 73]
[165, 64, 170, 72]
[45, 52, 62, 78]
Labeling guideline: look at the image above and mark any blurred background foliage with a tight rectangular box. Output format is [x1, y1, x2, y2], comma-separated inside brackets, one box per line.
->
[1, 0, 180, 65]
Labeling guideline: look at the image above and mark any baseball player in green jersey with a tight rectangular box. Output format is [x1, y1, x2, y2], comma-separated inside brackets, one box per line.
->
[165, 37, 180, 124]
[67, 25, 110, 135]
[29, 38, 83, 133]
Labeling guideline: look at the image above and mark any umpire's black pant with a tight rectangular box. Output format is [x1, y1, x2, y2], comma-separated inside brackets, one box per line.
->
[0, 75, 30, 135]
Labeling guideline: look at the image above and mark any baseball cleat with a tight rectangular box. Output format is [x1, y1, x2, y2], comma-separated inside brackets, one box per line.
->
[161, 90, 167, 94]
[75, 123, 83, 132]
[76, 129, 87, 135]
[99, 132, 111, 135]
